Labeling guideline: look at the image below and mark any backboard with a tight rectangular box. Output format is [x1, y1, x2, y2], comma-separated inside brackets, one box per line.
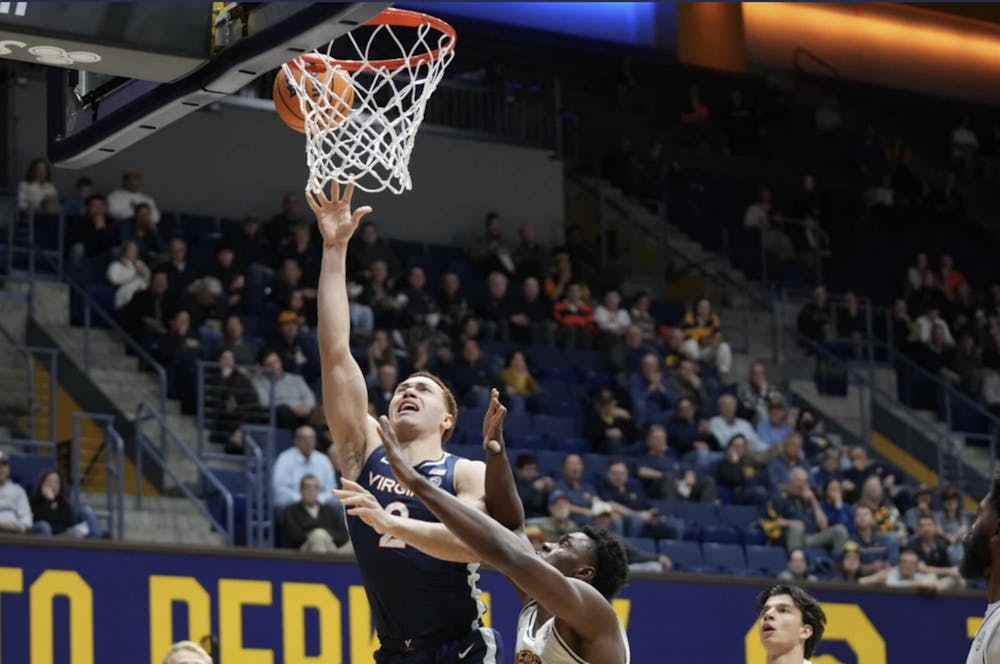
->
[0, 2, 391, 168]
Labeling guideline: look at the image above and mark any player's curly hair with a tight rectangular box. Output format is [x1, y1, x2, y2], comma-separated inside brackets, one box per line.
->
[755, 584, 826, 658]
[582, 526, 629, 600]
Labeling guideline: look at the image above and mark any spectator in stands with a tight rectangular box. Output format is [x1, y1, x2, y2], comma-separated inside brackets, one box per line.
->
[743, 188, 794, 264]
[106, 241, 151, 311]
[891, 299, 920, 353]
[543, 252, 576, 303]
[591, 501, 674, 573]
[68, 194, 117, 261]
[397, 265, 432, 330]
[359, 259, 403, 330]
[599, 458, 683, 539]
[365, 329, 402, 381]
[367, 363, 398, 418]
[107, 171, 160, 224]
[272, 425, 337, 509]
[628, 292, 656, 343]
[267, 192, 303, 247]
[668, 358, 711, 414]
[938, 254, 967, 299]
[448, 339, 496, 408]
[551, 453, 598, 519]
[951, 114, 979, 178]
[204, 242, 245, 311]
[629, 352, 678, 427]
[737, 360, 784, 425]
[666, 397, 718, 457]
[230, 215, 272, 269]
[634, 425, 716, 503]
[281, 474, 349, 553]
[851, 504, 897, 576]
[18, 158, 60, 215]
[118, 202, 165, 261]
[857, 475, 907, 545]
[186, 277, 227, 332]
[779, 548, 818, 583]
[811, 448, 843, 490]
[558, 227, 601, 289]
[553, 282, 594, 349]
[797, 286, 831, 344]
[796, 408, 832, 460]
[278, 222, 322, 286]
[767, 467, 849, 555]
[498, 351, 540, 413]
[947, 332, 982, 394]
[915, 304, 954, 346]
[767, 433, 807, 489]
[537, 491, 581, 541]
[162, 237, 196, 296]
[939, 486, 969, 565]
[594, 289, 631, 346]
[879, 548, 944, 590]
[835, 542, 866, 583]
[715, 433, 766, 506]
[513, 223, 549, 279]
[680, 298, 732, 375]
[254, 349, 318, 430]
[584, 389, 638, 455]
[347, 220, 401, 282]
[835, 291, 865, 348]
[904, 487, 941, 532]
[273, 311, 320, 383]
[791, 213, 832, 275]
[840, 445, 879, 503]
[617, 325, 654, 376]
[984, 357, 1000, 417]
[219, 315, 257, 366]
[437, 272, 468, 337]
[271, 259, 318, 323]
[757, 401, 792, 450]
[514, 454, 552, 520]
[663, 328, 686, 369]
[125, 270, 173, 346]
[509, 276, 555, 345]
[820, 478, 854, 530]
[477, 271, 512, 342]
[472, 212, 517, 278]
[29, 469, 100, 537]
[62, 177, 93, 220]
[158, 309, 201, 410]
[905, 253, 937, 295]
[910, 514, 960, 585]
[208, 349, 262, 452]
[0, 452, 31, 534]
[917, 324, 954, 379]
[710, 394, 764, 454]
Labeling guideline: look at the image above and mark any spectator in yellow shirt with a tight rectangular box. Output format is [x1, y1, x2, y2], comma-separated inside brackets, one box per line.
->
[681, 297, 733, 375]
[499, 350, 541, 412]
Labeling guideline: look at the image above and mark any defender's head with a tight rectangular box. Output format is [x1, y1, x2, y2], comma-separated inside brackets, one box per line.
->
[756, 584, 826, 659]
[538, 527, 628, 600]
[962, 473, 1000, 580]
[388, 372, 457, 443]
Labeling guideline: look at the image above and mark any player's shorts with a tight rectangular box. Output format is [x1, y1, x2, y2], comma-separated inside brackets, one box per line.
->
[375, 627, 503, 664]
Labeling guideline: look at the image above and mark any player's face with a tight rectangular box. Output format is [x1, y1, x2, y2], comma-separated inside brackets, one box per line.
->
[389, 376, 452, 442]
[758, 595, 811, 656]
[961, 493, 997, 579]
[539, 533, 596, 581]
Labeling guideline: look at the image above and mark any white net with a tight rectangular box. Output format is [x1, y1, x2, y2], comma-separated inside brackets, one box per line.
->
[281, 9, 456, 195]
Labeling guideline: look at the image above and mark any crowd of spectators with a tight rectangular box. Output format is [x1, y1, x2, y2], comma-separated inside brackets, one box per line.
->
[0, 451, 102, 539]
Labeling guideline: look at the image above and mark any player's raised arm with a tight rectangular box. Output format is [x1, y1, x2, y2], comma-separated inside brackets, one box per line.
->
[308, 181, 373, 482]
[364, 418, 623, 652]
[480, 388, 525, 532]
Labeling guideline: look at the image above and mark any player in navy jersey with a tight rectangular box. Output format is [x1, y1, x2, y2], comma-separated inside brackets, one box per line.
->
[309, 183, 518, 663]
[339, 416, 631, 664]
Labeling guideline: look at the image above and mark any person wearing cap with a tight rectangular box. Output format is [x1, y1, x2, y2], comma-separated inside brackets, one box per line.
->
[537, 491, 580, 542]
[0, 452, 32, 534]
[273, 310, 320, 384]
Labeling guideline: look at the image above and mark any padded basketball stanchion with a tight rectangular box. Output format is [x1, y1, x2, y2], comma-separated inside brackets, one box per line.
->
[280, 7, 457, 195]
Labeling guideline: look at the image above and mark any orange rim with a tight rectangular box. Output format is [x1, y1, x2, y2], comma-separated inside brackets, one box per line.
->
[294, 7, 456, 74]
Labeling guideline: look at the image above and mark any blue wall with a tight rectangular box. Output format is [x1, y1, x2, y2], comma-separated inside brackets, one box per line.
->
[0, 540, 983, 663]
[399, 2, 673, 48]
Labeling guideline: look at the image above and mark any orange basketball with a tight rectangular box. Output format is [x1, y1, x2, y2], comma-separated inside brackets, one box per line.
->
[273, 63, 355, 134]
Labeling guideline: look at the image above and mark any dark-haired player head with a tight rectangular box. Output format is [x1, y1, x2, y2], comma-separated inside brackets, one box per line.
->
[538, 526, 629, 601]
[756, 584, 826, 663]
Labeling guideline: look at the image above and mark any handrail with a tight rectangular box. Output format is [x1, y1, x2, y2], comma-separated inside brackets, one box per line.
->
[71, 412, 126, 540]
[244, 425, 274, 548]
[61, 270, 168, 421]
[793, 47, 841, 80]
[0, 340, 58, 446]
[196, 360, 275, 461]
[134, 401, 235, 546]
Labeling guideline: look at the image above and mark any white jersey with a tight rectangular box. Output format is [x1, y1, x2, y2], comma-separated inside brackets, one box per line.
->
[967, 601, 1000, 664]
[514, 602, 629, 664]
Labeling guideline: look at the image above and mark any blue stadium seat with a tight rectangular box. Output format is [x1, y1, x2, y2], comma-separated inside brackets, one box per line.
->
[581, 454, 610, 483]
[626, 537, 658, 556]
[746, 545, 788, 576]
[503, 412, 533, 436]
[673, 501, 718, 526]
[649, 499, 676, 516]
[701, 525, 742, 544]
[508, 433, 548, 450]
[448, 444, 484, 461]
[534, 415, 578, 439]
[9, 453, 55, 494]
[742, 528, 767, 546]
[718, 504, 761, 528]
[272, 428, 294, 455]
[804, 547, 834, 574]
[702, 542, 746, 572]
[534, 450, 566, 477]
[550, 437, 589, 453]
[658, 540, 703, 570]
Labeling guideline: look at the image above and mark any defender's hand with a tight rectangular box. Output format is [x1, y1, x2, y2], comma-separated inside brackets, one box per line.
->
[482, 388, 508, 456]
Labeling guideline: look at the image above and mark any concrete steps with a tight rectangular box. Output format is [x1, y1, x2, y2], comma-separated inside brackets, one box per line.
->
[81, 491, 226, 546]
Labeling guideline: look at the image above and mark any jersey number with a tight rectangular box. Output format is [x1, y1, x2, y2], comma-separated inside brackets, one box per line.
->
[378, 501, 410, 549]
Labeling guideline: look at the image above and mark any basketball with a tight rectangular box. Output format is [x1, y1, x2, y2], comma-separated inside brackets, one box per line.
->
[273, 63, 354, 134]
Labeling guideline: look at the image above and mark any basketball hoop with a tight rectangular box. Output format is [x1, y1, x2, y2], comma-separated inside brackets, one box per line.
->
[281, 8, 457, 194]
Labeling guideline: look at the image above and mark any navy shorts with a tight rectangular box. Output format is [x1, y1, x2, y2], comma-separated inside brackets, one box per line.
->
[374, 627, 503, 664]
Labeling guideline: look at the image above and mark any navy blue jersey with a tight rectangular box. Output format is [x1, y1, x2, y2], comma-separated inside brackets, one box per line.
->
[348, 446, 485, 650]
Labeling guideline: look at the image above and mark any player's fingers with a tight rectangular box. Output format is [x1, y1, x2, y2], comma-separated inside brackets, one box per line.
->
[329, 179, 340, 203]
[340, 478, 366, 492]
[486, 440, 501, 454]
[344, 181, 355, 205]
[352, 206, 373, 226]
[305, 190, 320, 214]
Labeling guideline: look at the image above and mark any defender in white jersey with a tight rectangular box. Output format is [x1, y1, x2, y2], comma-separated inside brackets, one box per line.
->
[962, 473, 1000, 664]
[341, 415, 631, 664]
[756, 584, 827, 664]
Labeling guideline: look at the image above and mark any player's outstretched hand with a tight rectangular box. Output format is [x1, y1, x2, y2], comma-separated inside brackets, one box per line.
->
[334, 479, 394, 535]
[482, 388, 508, 456]
[306, 180, 372, 250]
[376, 415, 421, 491]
